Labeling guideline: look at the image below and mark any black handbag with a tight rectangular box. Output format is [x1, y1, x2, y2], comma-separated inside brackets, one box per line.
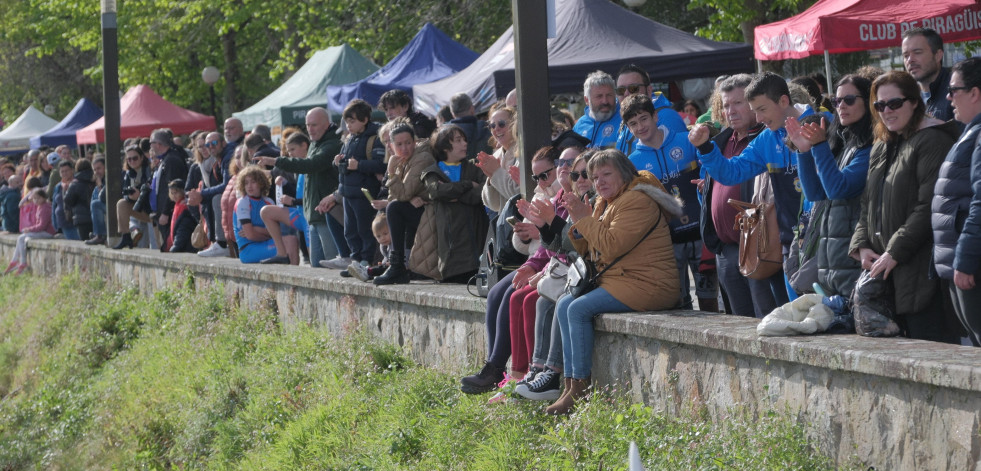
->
[565, 212, 660, 298]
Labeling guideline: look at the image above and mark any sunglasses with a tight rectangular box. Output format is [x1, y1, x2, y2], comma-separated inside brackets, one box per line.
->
[948, 86, 972, 97]
[556, 158, 573, 168]
[872, 97, 910, 112]
[569, 170, 588, 182]
[832, 95, 860, 107]
[531, 167, 554, 182]
[205, 140, 220, 148]
[126, 155, 140, 162]
[488, 120, 508, 130]
[615, 83, 645, 96]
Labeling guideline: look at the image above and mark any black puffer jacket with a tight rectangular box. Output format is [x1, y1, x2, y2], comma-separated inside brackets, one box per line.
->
[932, 113, 981, 279]
[64, 169, 96, 227]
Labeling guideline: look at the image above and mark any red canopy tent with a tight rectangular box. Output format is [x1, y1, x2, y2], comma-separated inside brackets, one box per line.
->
[76, 85, 215, 144]
[755, 0, 981, 60]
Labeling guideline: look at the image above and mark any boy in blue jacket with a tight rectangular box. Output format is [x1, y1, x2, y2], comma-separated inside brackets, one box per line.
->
[334, 99, 386, 268]
[622, 94, 717, 311]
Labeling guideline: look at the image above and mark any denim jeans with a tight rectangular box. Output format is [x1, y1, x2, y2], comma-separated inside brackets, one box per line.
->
[555, 288, 632, 379]
[308, 222, 339, 267]
[532, 296, 563, 370]
[90, 189, 106, 236]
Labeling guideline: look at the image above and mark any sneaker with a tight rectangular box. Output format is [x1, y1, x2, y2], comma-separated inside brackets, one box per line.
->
[198, 243, 229, 257]
[347, 260, 371, 282]
[516, 365, 543, 386]
[515, 368, 561, 401]
[460, 362, 505, 394]
[319, 256, 353, 269]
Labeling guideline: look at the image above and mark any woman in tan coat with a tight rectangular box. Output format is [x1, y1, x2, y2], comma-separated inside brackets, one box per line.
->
[374, 122, 436, 285]
[546, 149, 681, 414]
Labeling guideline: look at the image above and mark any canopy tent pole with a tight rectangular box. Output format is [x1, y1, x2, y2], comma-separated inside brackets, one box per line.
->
[824, 50, 833, 97]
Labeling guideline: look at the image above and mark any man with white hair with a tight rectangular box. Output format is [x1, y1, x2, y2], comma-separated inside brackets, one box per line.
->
[448, 92, 492, 159]
[573, 71, 619, 148]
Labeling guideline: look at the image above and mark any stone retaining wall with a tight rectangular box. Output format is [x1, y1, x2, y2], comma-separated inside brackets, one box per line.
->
[3, 235, 980, 469]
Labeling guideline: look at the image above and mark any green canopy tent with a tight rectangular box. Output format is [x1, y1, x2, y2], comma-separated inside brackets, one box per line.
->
[233, 44, 378, 133]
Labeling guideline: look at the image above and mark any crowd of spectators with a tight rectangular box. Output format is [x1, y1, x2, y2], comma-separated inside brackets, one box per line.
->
[2, 26, 980, 414]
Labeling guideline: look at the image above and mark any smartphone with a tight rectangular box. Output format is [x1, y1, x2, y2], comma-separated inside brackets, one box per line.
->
[506, 216, 519, 227]
[361, 188, 374, 201]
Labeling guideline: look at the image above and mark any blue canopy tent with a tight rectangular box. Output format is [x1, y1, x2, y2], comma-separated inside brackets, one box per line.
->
[326, 23, 478, 114]
[30, 98, 103, 149]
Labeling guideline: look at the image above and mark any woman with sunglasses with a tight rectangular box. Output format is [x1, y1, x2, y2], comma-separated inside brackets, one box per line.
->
[509, 148, 593, 401]
[849, 71, 962, 342]
[112, 145, 154, 249]
[786, 74, 873, 299]
[460, 146, 561, 395]
[476, 106, 518, 214]
[546, 149, 681, 414]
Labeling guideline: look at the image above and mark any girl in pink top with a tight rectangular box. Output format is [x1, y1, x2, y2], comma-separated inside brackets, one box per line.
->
[6, 189, 55, 275]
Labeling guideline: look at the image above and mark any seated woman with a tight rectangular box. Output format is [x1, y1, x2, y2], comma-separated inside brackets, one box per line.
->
[373, 121, 436, 285]
[112, 145, 154, 249]
[508, 147, 584, 401]
[232, 165, 278, 264]
[258, 132, 310, 265]
[459, 146, 559, 394]
[547, 149, 682, 415]
[409, 124, 487, 283]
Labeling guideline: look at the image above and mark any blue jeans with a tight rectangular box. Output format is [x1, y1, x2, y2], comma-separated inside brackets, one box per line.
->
[533, 296, 563, 369]
[90, 194, 106, 237]
[308, 222, 338, 267]
[556, 288, 632, 379]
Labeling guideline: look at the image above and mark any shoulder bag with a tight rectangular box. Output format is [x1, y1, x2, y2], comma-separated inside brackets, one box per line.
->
[565, 212, 661, 298]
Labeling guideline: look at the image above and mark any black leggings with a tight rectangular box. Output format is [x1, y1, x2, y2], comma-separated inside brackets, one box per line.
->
[385, 200, 424, 258]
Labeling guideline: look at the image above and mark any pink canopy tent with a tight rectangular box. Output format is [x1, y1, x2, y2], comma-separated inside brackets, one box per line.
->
[76, 85, 215, 144]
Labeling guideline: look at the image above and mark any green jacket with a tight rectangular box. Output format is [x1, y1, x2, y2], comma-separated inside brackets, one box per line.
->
[274, 125, 341, 224]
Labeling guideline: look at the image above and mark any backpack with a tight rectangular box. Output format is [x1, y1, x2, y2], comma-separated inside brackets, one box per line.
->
[470, 194, 528, 297]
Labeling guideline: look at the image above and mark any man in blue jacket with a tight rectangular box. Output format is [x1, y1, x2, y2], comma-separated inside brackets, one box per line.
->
[690, 72, 814, 305]
[573, 71, 620, 149]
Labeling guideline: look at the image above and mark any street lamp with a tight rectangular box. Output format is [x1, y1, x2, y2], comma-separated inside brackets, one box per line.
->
[202, 66, 220, 127]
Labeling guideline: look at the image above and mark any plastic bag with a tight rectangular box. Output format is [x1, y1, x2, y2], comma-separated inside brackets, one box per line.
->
[757, 293, 834, 336]
[850, 270, 900, 337]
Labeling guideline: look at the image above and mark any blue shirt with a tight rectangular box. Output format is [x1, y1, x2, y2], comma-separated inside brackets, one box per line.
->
[233, 195, 273, 249]
[438, 161, 462, 182]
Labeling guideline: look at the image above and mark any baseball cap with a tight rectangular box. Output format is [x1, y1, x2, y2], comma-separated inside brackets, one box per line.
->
[46, 152, 59, 166]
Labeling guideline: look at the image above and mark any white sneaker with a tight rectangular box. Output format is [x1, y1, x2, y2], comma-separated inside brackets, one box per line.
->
[319, 256, 353, 269]
[198, 243, 230, 257]
[347, 260, 371, 282]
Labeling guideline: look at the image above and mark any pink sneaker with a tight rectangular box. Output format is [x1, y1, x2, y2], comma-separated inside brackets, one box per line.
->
[3, 261, 17, 275]
[13, 263, 26, 275]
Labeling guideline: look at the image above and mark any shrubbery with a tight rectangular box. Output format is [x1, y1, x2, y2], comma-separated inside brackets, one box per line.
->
[0, 273, 833, 470]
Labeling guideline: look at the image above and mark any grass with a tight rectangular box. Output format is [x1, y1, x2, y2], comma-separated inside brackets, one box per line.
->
[0, 272, 835, 470]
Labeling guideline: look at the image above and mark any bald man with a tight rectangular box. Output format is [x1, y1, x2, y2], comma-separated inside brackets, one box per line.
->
[260, 108, 349, 267]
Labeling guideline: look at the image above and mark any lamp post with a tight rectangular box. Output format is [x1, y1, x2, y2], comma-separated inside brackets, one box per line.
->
[202, 66, 220, 128]
[101, 0, 121, 243]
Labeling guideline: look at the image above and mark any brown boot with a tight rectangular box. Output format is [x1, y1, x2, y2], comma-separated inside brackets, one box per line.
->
[545, 377, 590, 415]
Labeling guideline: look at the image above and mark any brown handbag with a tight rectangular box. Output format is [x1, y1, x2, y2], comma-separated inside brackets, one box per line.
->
[728, 198, 783, 280]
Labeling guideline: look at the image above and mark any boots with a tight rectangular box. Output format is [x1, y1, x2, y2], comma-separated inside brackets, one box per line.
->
[373, 254, 409, 285]
[112, 233, 134, 250]
[545, 377, 590, 415]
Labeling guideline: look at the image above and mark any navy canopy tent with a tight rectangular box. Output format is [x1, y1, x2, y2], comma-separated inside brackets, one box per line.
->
[326, 23, 478, 114]
[413, 0, 754, 115]
[30, 98, 103, 149]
